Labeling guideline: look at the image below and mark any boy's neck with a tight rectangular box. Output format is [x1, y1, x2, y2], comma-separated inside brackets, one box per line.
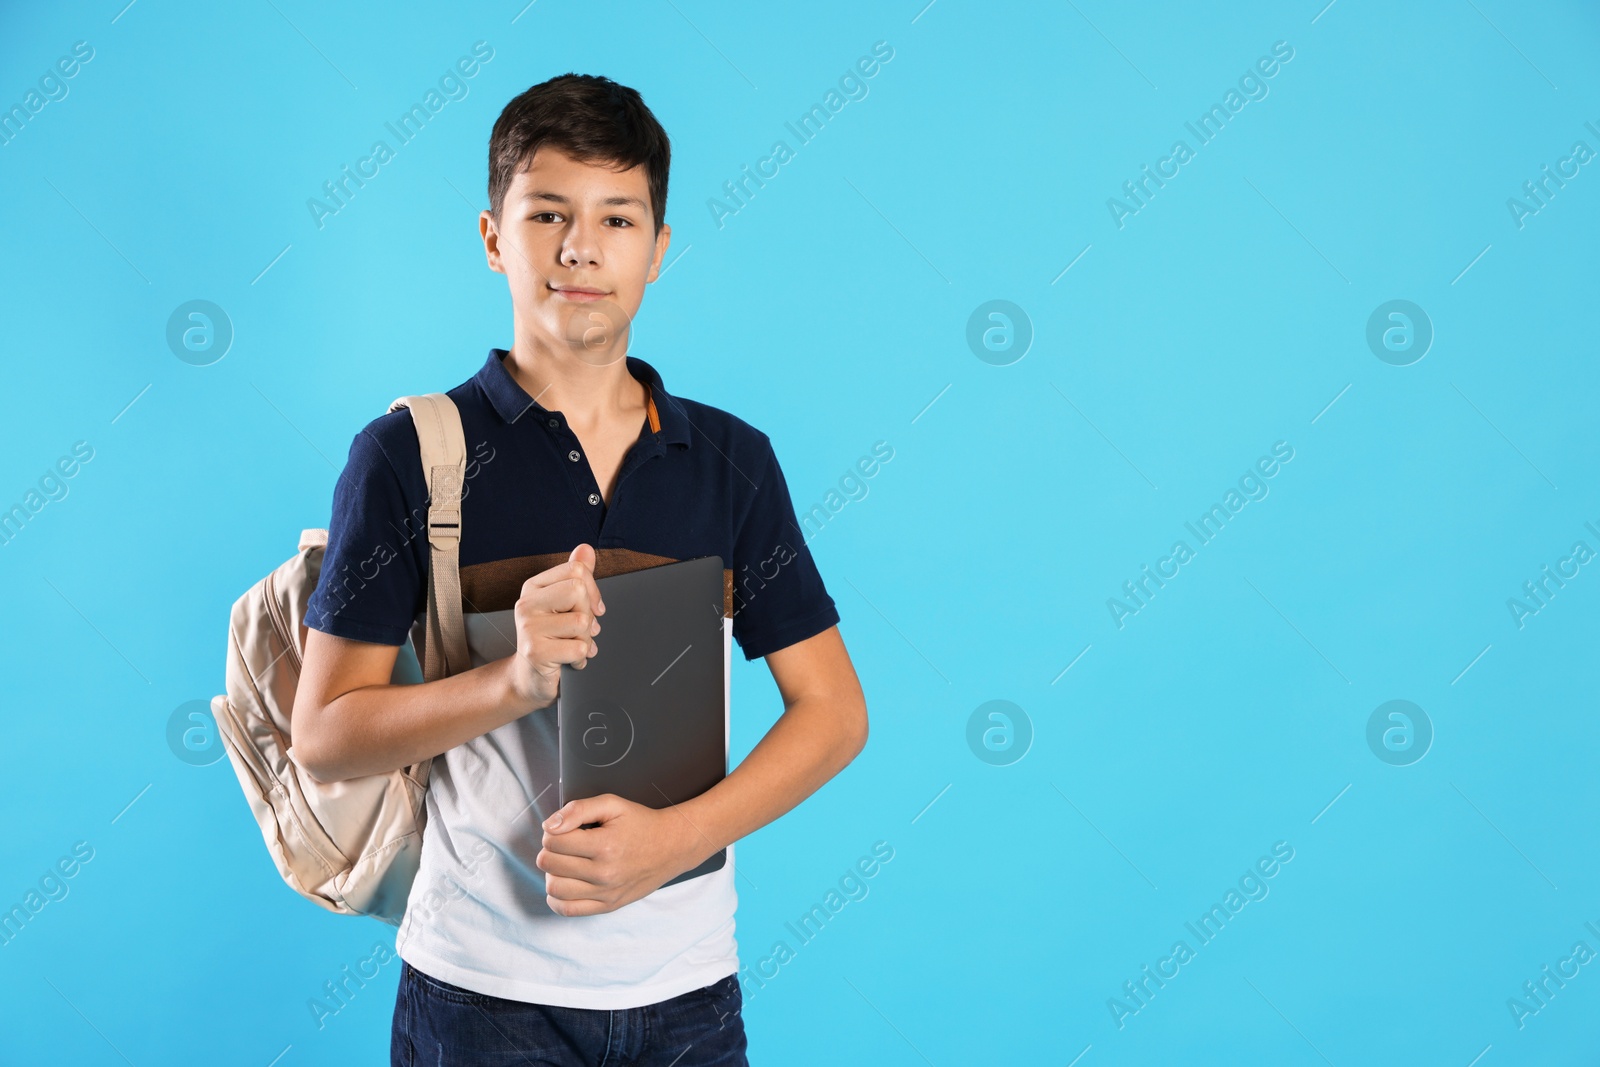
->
[502, 337, 646, 432]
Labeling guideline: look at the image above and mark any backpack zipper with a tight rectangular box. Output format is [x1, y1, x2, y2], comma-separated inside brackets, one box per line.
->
[262, 570, 302, 676]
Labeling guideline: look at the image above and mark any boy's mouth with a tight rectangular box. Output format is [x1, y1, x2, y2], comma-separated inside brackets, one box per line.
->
[550, 283, 609, 303]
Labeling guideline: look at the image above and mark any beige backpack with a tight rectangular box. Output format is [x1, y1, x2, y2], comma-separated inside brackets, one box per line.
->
[211, 393, 472, 926]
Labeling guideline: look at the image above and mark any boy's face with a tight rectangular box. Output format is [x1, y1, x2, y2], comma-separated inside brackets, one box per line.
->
[480, 145, 670, 366]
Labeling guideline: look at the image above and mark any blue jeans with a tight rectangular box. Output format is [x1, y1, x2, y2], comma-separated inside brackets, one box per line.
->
[391, 960, 750, 1066]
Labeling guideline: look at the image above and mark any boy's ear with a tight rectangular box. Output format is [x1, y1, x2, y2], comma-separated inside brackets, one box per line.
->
[646, 222, 672, 283]
[480, 210, 506, 275]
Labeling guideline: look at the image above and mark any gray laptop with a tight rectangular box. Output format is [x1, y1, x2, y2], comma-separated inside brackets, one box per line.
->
[557, 554, 728, 887]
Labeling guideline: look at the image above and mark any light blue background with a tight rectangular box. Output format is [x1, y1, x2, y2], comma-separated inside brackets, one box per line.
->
[2, 0, 1598, 1063]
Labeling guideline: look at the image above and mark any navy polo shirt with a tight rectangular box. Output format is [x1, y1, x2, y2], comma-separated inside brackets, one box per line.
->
[305, 348, 839, 662]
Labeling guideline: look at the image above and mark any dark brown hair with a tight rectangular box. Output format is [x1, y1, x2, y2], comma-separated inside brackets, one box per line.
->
[487, 73, 670, 234]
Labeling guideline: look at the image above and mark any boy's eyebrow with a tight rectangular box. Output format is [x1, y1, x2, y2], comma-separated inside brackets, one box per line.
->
[521, 190, 648, 210]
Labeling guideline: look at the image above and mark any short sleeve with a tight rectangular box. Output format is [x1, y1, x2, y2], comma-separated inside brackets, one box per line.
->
[730, 438, 840, 660]
[305, 427, 428, 646]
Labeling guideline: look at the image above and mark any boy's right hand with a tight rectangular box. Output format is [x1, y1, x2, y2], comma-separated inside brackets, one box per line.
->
[506, 543, 606, 712]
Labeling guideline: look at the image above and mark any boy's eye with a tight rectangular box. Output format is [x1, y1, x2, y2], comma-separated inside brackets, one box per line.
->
[527, 212, 631, 227]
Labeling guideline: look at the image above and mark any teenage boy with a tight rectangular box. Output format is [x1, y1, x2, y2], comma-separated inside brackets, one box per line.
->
[292, 73, 869, 1066]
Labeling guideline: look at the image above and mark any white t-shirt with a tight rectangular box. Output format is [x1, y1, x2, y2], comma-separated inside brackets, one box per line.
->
[393, 612, 738, 1010]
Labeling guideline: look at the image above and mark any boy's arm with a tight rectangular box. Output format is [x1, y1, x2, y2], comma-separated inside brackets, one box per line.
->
[537, 626, 868, 916]
[293, 630, 529, 783]
[669, 622, 868, 854]
[295, 546, 607, 782]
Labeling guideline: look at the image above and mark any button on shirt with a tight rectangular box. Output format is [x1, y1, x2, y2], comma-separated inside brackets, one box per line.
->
[304, 348, 840, 1009]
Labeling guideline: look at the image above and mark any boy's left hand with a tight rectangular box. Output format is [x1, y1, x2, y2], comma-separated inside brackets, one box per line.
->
[537, 794, 705, 916]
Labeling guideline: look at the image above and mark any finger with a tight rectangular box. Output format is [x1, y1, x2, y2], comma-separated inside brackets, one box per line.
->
[541, 825, 603, 859]
[553, 899, 611, 917]
[520, 570, 602, 616]
[537, 846, 603, 879]
[545, 885, 610, 917]
[567, 544, 605, 614]
[521, 559, 606, 616]
[521, 557, 589, 592]
[515, 587, 601, 658]
[544, 797, 616, 833]
[527, 596, 599, 640]
[544, 875, 611, 914]
[535, 575, 606, 629]
[530, 635, 598, 672]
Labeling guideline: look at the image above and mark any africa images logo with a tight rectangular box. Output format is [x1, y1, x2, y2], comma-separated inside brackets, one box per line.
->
[1106, 41, 1295, 230]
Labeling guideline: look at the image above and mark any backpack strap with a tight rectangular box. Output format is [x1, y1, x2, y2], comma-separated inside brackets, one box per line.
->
[388, 393, 470, 683]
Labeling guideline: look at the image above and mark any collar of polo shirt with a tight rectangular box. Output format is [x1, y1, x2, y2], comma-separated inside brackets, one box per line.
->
[476, 348, 692, 448]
